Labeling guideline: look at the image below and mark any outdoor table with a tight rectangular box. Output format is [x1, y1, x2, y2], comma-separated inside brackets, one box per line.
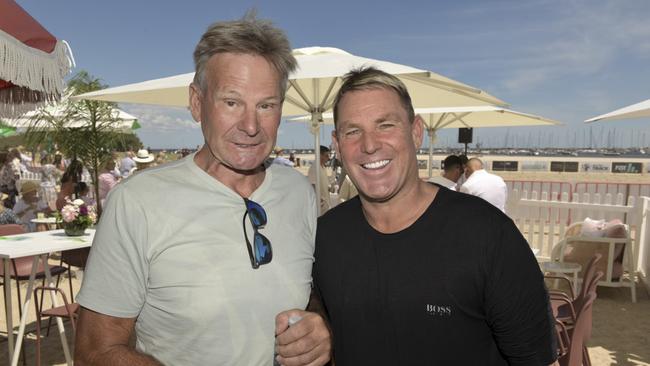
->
[540, 261, 582, 294]
[1, 229, 95, 366]
[30, 217, 59, 232]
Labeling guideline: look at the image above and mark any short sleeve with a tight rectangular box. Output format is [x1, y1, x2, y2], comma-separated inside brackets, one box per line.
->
[484, 219, 557, 365]
[76, 184, 150, 318]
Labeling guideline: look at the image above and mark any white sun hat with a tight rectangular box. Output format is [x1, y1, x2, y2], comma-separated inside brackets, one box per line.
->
[133, 149, 154, 163]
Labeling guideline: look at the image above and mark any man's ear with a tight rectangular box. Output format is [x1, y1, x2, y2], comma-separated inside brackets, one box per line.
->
[412, 114, 425, 149]
[189, 83, 203, 123]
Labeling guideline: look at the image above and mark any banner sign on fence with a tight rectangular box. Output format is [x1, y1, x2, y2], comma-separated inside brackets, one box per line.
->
[582, 162, 610, 173]
[550, 161, 579, 172]
[612, 162, 643, 174]
[492, 161, 519, 171]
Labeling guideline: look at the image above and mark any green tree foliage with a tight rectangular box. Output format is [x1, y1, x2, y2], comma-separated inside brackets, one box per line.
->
[23, 71, 142, 215]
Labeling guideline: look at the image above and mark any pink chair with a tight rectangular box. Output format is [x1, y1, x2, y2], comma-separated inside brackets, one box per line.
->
[33, 286, 79, 366]
[551, 270, 603, 366]
[557, 292, 597, 366]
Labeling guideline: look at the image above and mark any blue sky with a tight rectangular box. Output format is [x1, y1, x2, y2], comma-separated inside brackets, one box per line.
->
[16, 0, 650, 149]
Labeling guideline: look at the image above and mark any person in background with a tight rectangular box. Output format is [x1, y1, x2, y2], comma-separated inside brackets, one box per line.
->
[98, 159, 119, 207]
[313, 67, 556, 365]
[119, 150, 136, 177]
[13, 181, 49, 232]
[0, 149, 21, 208]
[308, 145, 333, 214]
[272, 147, 294, 167]
[76, 182, 95, 207]
[39, 154, 59, 210]
[56, 160, 84, 211]
[337, 175, 358, 202]
[428, 154, 464, 190]
[0, 193, 20, 225]
[460, 157, 508, 213]
[154, 151, 167, 166]
[75, 12, 330, 366]
[455, 154, 469, 190]
[130, 149, 155, 174]
[53, 152, 67, 173]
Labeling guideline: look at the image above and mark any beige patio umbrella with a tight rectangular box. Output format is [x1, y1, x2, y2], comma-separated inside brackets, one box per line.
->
[585, 98, 650, 123]
[4, 104, 139, 132]
[75, 47, 507, 213]
[290, 105, 561, 177]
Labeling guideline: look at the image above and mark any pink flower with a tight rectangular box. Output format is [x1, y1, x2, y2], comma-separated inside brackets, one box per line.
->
[61, 205, 79, 223]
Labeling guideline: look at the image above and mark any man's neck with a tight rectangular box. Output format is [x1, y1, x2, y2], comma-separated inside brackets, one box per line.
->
[360, 179, 438, 234]
[194, 147, 265, 198]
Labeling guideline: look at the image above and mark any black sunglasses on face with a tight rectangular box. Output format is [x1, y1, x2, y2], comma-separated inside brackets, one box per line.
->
[242, 198, 272, 269]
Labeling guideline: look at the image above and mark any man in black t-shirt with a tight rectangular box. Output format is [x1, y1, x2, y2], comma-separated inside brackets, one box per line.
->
[313, 67, 557, 365]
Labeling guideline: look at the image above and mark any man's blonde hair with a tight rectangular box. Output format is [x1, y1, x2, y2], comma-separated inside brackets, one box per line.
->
[192, 11, 297, 98]
[333, 67, 415, 126]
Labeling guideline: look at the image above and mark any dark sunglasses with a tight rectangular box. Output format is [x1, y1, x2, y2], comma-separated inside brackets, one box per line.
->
[242, 198, 272, 269]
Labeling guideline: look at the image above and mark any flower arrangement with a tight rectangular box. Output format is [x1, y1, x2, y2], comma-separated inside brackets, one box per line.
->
[58, 198, 96, 236]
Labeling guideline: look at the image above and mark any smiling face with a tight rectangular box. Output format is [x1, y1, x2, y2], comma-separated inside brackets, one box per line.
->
[333, 87, 424, 203]
[189, 53, 283, 174]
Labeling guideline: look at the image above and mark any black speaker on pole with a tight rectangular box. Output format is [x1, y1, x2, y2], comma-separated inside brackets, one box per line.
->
[458, 128, 473, 144]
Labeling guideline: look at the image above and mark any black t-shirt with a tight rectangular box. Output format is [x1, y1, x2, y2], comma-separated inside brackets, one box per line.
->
[313, 186, 556, 366]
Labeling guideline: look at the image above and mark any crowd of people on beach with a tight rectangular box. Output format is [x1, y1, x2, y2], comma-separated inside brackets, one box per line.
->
[0, 146, 190, 233]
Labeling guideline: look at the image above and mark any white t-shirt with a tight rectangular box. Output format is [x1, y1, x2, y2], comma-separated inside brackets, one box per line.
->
[460, 169, 508, 213]
[77, 153, 317, 365]
[428, 175, 457, 191]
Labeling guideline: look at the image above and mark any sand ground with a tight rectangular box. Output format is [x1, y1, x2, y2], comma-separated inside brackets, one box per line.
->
[0, 267, 649, 365]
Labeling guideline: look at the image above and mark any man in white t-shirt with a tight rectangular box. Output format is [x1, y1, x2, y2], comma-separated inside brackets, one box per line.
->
[75, 13, 331, 366]
[460, 158, 508, 212]
[428, 155, 464, 190]
[308, 145, 333, 214]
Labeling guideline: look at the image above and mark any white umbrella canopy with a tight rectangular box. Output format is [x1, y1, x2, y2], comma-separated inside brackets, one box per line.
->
[74, 47, 506, 111]
[4, 104, 139, 132]
[585, 98, 650, 123]
[289, 105, 560, 177]
[75, 46, 507, 213]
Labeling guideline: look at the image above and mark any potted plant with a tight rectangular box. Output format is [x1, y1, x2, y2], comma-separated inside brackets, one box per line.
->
[58, 198, 96, 236]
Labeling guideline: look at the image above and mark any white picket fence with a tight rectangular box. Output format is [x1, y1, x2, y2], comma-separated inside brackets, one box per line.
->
[508, 189, 650, 296]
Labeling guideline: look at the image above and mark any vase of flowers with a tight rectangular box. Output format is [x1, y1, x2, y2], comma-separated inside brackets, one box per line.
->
[58, 198, 96, 236]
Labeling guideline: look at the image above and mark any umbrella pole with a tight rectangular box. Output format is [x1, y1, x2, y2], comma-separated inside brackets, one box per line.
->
[427, 129, 435, 178]
[311, 114, 321, 216]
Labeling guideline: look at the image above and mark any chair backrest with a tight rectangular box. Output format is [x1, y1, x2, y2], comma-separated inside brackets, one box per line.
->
[0, 224, 28, 277]
[0, 223, 25, 236]
[578, 254, 602, 299]
[561, 292, 597, 366]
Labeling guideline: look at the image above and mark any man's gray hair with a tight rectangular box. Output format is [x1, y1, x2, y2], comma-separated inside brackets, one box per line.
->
[192, 11, 297, 98]
[333, 67, 415, 126]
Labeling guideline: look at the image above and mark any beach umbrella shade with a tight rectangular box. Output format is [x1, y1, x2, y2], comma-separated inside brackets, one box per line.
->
[0, 0, 75, 117]
[75, 46, 507, 213]
[290, 105, 560, 177]
[5, 103, 139, 133]
[585, 98, 650, 123]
